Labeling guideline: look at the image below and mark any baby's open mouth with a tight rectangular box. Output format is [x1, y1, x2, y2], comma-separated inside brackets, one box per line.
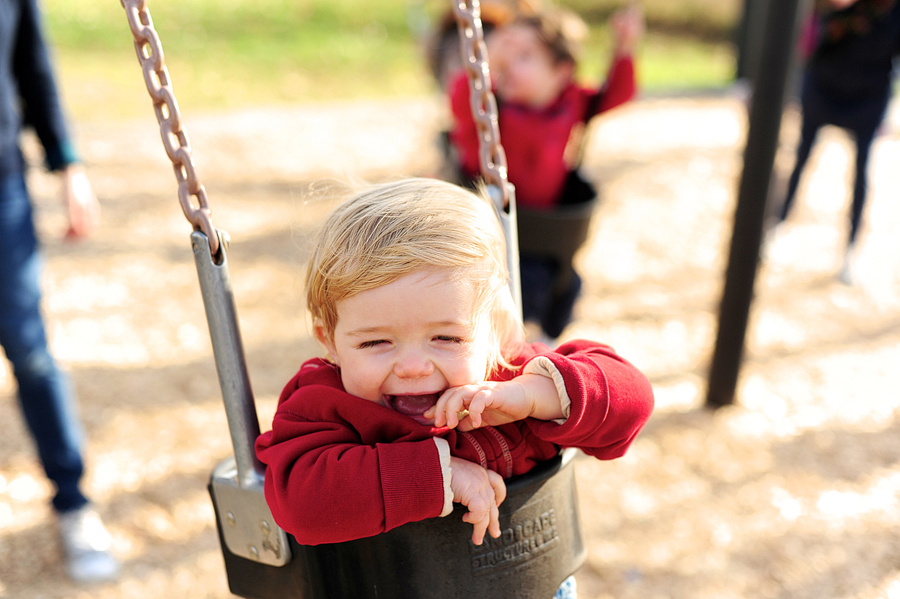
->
[388, 393, 441, 421]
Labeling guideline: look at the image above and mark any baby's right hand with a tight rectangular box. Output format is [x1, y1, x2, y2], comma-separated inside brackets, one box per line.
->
[449, 457, 507, 545]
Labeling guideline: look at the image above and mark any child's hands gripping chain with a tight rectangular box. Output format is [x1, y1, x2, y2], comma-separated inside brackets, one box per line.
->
[426, 375, 563, 431]
[449, 457, 507, 545]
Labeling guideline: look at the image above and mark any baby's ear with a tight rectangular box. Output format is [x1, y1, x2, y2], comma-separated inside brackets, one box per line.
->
[313, 319, 328, 345]
[313, 319, 339, 365]
[551, 60, 575, 95]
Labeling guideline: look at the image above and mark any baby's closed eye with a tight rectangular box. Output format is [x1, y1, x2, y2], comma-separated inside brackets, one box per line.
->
[357, 339, 389, 349]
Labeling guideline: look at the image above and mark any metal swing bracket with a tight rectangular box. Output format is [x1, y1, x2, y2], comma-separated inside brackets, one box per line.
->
[209, 458, 290, 567]
[119, 0, 290, 570]
[454, 0, 521, 316]
[191, 230, 291, 568]
[487, 182, 522, 316]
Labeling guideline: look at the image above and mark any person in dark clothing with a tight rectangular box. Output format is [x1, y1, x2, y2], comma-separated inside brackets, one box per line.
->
[776, 0, 900, 284]
[1, 0, 118, 582]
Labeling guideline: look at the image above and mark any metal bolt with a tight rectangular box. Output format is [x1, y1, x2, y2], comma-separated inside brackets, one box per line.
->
[248, 545, 260, 560]
[226, 512, 236, 527]
[260, 520, 271, 535]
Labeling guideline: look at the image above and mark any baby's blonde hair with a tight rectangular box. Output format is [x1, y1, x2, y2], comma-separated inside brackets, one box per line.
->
[306, 178, 524, 375]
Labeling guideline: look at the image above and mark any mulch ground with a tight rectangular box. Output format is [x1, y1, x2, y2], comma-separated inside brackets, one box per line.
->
[2, 92, 900, 599]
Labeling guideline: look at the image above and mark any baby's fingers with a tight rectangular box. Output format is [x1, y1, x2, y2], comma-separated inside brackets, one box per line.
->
[487, 498, 501, 540]
[424, 394, 453, 427]
[463, 503, 492, 545]
[488, 469, 507, 507]
[463, 391, 492, 429]
[430, 388, 469, 428]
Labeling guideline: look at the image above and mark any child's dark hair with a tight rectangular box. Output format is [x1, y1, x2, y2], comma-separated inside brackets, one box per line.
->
[513, 7, 588, 65]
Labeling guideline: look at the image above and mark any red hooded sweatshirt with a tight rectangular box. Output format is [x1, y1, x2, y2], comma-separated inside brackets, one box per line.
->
[255, 339, 653, 545]
[448, 56, 636, 210]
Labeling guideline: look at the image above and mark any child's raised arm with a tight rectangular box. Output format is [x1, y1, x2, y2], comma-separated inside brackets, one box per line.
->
[428, 340, 654, 461]
[425, 375, 565, 431]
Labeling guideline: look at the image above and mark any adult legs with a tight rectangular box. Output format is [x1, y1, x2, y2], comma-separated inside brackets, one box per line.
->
[0, 172, 89, 514]
[837, 123, 880, 285]
[848, 124, 879, 247]
[837, 90, 888, 284]
[780, 112, 822, 222]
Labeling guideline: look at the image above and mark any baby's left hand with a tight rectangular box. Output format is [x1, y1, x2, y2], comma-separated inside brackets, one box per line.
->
[426, 381, 532, 431]
[611, 5, 644, 56]
[426, 373, 563, 430]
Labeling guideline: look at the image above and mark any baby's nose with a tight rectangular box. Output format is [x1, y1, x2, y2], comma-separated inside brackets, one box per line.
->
[393, 353, 435, 378]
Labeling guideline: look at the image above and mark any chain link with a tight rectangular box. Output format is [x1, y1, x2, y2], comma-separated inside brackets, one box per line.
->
[120, 0, 507, 240]
[120, 0, 219, 256]
[452, 0, 510, 208]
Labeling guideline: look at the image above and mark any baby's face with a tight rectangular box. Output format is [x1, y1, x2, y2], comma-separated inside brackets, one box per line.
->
[319, 270, 492, 425]
[488, 23, 572, 108]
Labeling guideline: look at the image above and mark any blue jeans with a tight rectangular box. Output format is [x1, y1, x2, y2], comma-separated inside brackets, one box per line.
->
[553, 575, 577, 598]
[0, 171, 88, 514]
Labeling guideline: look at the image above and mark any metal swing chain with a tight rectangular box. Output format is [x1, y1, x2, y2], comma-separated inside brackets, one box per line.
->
[452, 0, 510, 209]
[120, 0, 220, 257]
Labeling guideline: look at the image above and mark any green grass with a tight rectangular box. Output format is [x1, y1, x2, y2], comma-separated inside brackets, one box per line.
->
[563, 0, 741, 39]
[44, 0, 740, 121]
[579, 30, 736, 94]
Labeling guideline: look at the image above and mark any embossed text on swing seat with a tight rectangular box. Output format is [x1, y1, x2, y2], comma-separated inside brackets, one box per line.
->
[469, 509, 559, 575]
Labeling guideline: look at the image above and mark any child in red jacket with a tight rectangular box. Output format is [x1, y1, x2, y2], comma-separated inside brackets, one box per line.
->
[448, 6, 643, 343]
[255, 178, 654, 596]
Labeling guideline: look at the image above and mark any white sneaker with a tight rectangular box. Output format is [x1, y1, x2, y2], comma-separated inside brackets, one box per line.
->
[761, 220, 785, 260]
[838, 245, 856, 286]
[838, 260, 852, 285]
[58, 506, 120, 583]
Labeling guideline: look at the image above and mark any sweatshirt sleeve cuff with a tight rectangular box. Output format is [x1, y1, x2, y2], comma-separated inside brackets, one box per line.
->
[45, 140, 79, 172]
[523, 355, 571, 423]
[433, 437, 454, 517]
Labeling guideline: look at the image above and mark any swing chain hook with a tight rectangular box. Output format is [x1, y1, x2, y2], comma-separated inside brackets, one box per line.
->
[120, 0, 220, 257]
[453, 0, 510, 209]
